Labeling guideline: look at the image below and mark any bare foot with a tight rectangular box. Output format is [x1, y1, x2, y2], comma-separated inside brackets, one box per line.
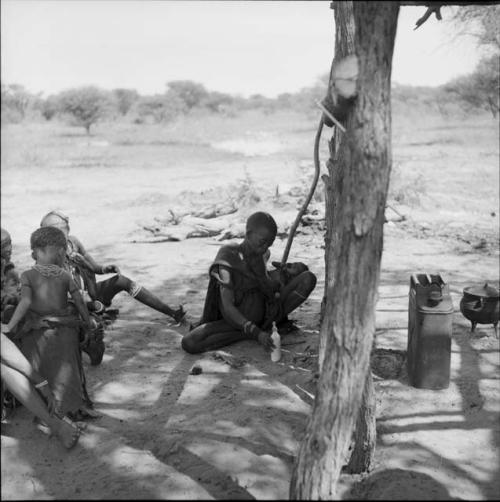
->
[172, 305, 186, 324]
[68, 406, 102, 421]
[51, 416, 80, 449]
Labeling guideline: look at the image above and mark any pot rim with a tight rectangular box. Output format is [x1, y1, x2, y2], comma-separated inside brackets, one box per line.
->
[463, 283, 500, 299]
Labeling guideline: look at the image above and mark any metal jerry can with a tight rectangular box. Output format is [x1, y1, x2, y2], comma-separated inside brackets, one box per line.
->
[407, 274, 453, 390]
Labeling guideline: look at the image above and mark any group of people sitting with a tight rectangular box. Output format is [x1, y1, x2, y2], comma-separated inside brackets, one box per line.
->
[1, 210, 316, 450]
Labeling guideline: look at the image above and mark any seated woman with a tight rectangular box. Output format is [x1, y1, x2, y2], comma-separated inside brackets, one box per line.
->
[2, 226, 98, 421]
[182, 212, 317, 354]
[0, 333, 80, 449]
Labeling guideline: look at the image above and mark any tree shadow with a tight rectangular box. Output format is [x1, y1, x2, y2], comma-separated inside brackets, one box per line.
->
[343, 467, 455, 500]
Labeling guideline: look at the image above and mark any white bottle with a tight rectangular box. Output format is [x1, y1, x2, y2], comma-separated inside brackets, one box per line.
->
[270, 322, 281, 362]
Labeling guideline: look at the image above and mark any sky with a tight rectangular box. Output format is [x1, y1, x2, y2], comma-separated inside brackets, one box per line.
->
[0, 0, 487, 98]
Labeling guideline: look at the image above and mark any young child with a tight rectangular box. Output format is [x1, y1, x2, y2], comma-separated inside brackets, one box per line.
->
[1, 226, 97, 420]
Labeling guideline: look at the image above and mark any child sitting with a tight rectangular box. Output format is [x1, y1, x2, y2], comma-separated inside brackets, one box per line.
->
[1, 226, 98, 420]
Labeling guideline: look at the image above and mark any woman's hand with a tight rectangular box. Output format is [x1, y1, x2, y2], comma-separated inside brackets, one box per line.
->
[257, 330, 276, 352]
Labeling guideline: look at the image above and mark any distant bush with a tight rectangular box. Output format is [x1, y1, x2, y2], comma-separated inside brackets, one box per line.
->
[133, 93, 186, 123]
[166, 80, 209, 111]
[389, 163, 427, 207]
[203, 91, 235, 113]
[443, 55, 499, 117]
[56, 86, 115, 134]
[1, 83, 39, 123]
[40, 95, 59, 121]
[112, 88, 140, 116]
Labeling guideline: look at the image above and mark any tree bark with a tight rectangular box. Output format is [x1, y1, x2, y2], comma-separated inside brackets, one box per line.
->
[344, 371, 376, 473]
[290, 2, 399, 499]
[319, 0, 355, 374]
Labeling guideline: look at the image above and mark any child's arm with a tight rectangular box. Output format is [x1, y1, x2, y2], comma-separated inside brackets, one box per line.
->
[3, 272, 32, 333]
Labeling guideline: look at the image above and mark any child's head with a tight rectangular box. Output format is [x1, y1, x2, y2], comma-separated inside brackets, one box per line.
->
[1, 228, 12, 262]
[40, 210, 70, 238]
[30, 227, 67, 265]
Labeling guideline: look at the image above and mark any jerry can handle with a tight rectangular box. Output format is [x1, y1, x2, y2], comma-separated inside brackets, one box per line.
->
[428, 283, 443, 306]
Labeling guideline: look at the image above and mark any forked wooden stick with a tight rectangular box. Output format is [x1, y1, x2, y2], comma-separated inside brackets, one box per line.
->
[315, 99, 346, 133]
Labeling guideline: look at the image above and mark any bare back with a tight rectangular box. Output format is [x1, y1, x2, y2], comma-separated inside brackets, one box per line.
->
[21, 268, 77, 315]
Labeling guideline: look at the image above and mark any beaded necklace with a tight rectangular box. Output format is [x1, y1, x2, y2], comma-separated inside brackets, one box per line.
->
[33, 264, 64, 277]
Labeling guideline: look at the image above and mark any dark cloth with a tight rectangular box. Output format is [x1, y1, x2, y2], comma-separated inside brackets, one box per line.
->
[17, 309, 86, 416]
[65, 236, 118, 306]
[65, 235, 99, 299]
[1, 260, 20, 321]
[198, 244, 281, 330]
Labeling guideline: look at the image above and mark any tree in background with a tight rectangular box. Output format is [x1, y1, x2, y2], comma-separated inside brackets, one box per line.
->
[444, 54, 499, 117]
[112, 88, 140, 116]
[451, 4, 500, 52]
[56, 86, 114, 134]
[166, 80, 209, 110]
[133, 93, 186, 123]
[445, 4, 500, 117]
[203, 91, 234, 114]
[40, 95, 59, 121]
[1, 83, 32, 123]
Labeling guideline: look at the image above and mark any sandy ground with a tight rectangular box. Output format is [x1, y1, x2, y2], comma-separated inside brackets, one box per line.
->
[1, 113, 499, 499]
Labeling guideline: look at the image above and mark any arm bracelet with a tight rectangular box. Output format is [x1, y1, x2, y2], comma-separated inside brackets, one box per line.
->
[35, 379, 48, 389]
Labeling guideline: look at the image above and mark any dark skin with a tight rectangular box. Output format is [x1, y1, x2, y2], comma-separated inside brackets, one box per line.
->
[43, 215, 184, 321]
[1, 235, 20, 309]
[219, 226, 277, 351]
[183, 223, 318, 355]
[183, 221, 318, 354]
[2, 245, 96, 344]
[1, 333, 80, 448]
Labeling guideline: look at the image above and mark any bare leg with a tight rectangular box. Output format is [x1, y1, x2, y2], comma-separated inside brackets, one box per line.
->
[135, 287, 185, 321]
[279, 271, 317, 320]
[1, 364, 79, 449]
[97, 275, 184, 321]
[1, 333, 41, 383]
[182, 320, 245, 354]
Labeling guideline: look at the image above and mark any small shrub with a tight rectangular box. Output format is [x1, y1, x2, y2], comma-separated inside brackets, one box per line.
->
[389, 164, 427, 207]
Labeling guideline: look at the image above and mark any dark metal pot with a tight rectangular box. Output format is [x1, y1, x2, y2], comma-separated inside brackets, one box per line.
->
[459, 282, 499, 337]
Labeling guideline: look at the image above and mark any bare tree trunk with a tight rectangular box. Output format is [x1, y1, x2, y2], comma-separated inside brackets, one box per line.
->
[320, 0, 377, 475]
[344, 371, 376, 473]
[290, 2, 399, 499]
